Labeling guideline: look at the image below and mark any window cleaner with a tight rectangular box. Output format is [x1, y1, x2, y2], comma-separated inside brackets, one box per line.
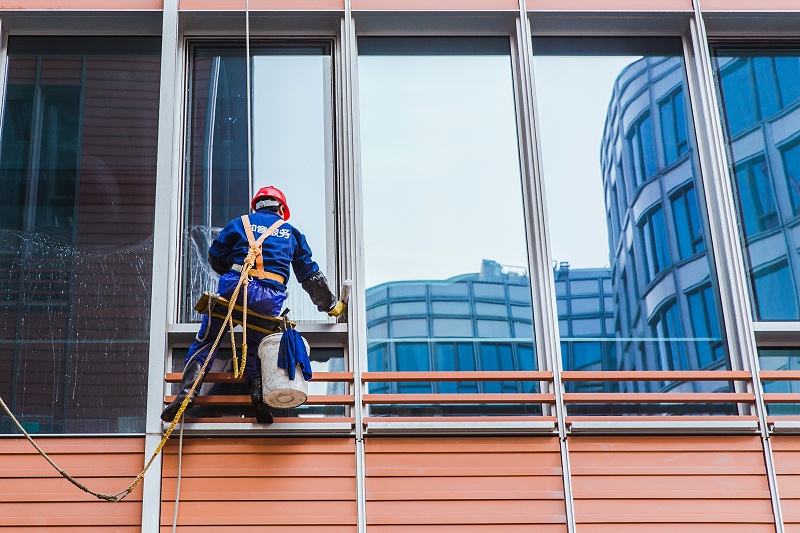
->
[161, 186, 346, 424]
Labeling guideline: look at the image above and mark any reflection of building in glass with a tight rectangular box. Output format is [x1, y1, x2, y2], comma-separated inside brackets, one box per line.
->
[715, 54, 800, 321]
[366, 260, 536, 399]
[601, 56, 729, 389]
[553, 262, 615, 392]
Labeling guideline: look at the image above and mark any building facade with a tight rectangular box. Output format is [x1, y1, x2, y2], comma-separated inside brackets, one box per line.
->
[4, 1, 800, 532]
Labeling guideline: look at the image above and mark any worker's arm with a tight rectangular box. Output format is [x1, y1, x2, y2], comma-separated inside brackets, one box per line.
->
[292, 230, 344, 315]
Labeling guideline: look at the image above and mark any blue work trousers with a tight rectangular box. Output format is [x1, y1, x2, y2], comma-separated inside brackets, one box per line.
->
[185, 272, 287, 381]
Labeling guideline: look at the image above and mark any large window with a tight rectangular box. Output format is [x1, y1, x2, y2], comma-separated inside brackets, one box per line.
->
[182, 43, 334, 323]
[715, 48, 800, 321]
[533, 38, 730, 406]
[0, 37, 161, 433]
[358, 37, 536, 412]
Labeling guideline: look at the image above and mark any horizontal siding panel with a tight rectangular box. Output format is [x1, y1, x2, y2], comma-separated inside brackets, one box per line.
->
[162, 437, 357, 529]
[161, 475, 356, 500]
[575, 525, 776, 533]
[367, 475, 563, 500]
[0, 437, 144, 529]
[365, 437, 566, 531]
[369, 527, 567, 533]
[159, 528, 355, 533]
[570, 436, 773, 532]
[0, 0, 161, 8]
[1, 502, 143, 526]
[772, 436, 800, 528]
[367, 499, 567, 524]
[161, 500, 357, 525]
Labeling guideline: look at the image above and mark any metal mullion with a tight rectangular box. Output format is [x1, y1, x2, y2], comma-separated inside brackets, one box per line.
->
[515, 4, 577, 533]
[141, 0, 181, 530]
[687, 4, 785, 532]
[341, 3, 368, 532]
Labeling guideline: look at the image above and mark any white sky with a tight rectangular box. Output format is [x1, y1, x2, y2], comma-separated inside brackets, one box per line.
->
[533, 55, 641, 270]
[358, 54, 529, 288]
[248, 52, 641, 292]
[251, 54, 329, 275]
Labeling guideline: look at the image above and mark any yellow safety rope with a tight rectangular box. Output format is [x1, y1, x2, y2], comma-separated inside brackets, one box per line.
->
[0, 244, 262, 502]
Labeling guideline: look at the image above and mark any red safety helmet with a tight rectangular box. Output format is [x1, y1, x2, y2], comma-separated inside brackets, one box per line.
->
[251, 186, 290, 220]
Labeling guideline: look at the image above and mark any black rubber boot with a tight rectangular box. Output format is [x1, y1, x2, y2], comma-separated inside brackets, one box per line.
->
[161, 360, 203, 422]
[249, 377, 274, 424]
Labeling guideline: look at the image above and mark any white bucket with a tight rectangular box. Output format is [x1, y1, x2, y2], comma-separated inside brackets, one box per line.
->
[258, 332, 309, 409]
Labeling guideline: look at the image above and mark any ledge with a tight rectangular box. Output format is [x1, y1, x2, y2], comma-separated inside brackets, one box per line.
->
[165, 417, 355, 436]
[364, 416, 557, 435]
[567, 416, 760, 435]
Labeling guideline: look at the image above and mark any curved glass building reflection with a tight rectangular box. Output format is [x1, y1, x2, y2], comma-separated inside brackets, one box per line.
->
[600, 56, 728, 391]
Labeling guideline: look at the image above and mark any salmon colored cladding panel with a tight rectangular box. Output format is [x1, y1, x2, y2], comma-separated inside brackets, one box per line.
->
[161, 437, 357, 531]
[351, 0, 518, 11]
[364, 436, 567, 533]
[769, 436, 800, 529]
[569, 436, 775, 533]
[0, 437, 145, 531]
[527, 0, 691, 10]
[0, 0, 162, 8]
[179, 0, 344, 10]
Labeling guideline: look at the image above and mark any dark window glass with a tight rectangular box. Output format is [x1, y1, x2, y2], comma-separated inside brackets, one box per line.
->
[718, 59, 758, 136]
[734, 157, 779, 237]
[397, 343, 431, 394]
[776, 56, 800, 107]
[627, 112, 657, 186]
[759, 348, 800, 415]
[640, 206, 671, 283]
[752, 261, 799, 320]
[651, 301, 688, 371]
[659, 89, 689, 166]
[781, 141, 800, 214]
[754, 57, 781, 118]
[687, 285, 725, 368]
[0, 37, 160, 434]
[671, 186, 705, 259]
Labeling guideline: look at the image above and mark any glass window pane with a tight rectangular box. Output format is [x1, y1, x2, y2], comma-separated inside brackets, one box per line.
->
[360, 37, 537, 407]
[182, 44, 333, 323]
[534, 39, 730, 412]
[715, 48, 800, 321]
[0, 37, 160, 434]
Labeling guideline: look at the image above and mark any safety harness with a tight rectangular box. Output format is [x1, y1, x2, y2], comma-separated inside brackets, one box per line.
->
[233, 214, 286, 283]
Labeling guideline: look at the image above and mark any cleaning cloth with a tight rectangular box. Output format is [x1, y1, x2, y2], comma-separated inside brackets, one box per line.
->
[277, 328, 312, 381]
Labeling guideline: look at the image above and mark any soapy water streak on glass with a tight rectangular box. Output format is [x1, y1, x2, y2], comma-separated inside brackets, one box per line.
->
[0, 229, 152, 433]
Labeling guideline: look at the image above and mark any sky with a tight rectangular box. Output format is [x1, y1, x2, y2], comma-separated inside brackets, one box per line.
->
[358, 53, 640, 288]
[246, 51, 641, 292]
[532, 55, 642, 270]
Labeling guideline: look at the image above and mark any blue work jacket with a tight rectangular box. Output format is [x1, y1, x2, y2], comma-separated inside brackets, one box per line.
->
[209, 209, 321, 291]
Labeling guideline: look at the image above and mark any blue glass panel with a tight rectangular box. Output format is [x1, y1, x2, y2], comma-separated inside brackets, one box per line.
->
[718, 59, 758, 136]
[397, 343, 431, 393]
[781, 142, 800, 214]
[776, 56, 800, 107]
[754, 57, 781, 118]
[753, 261, 799, 320]
[641, 113, 657, 179]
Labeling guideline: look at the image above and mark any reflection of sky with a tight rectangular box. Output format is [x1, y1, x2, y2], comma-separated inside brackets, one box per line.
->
[533, 56, 641, 269]
[252, 55, 329, 275]
[359, 55, 528, 289]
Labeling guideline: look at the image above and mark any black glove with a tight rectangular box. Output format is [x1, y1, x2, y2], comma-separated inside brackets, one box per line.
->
[301, 271, 337, 312]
